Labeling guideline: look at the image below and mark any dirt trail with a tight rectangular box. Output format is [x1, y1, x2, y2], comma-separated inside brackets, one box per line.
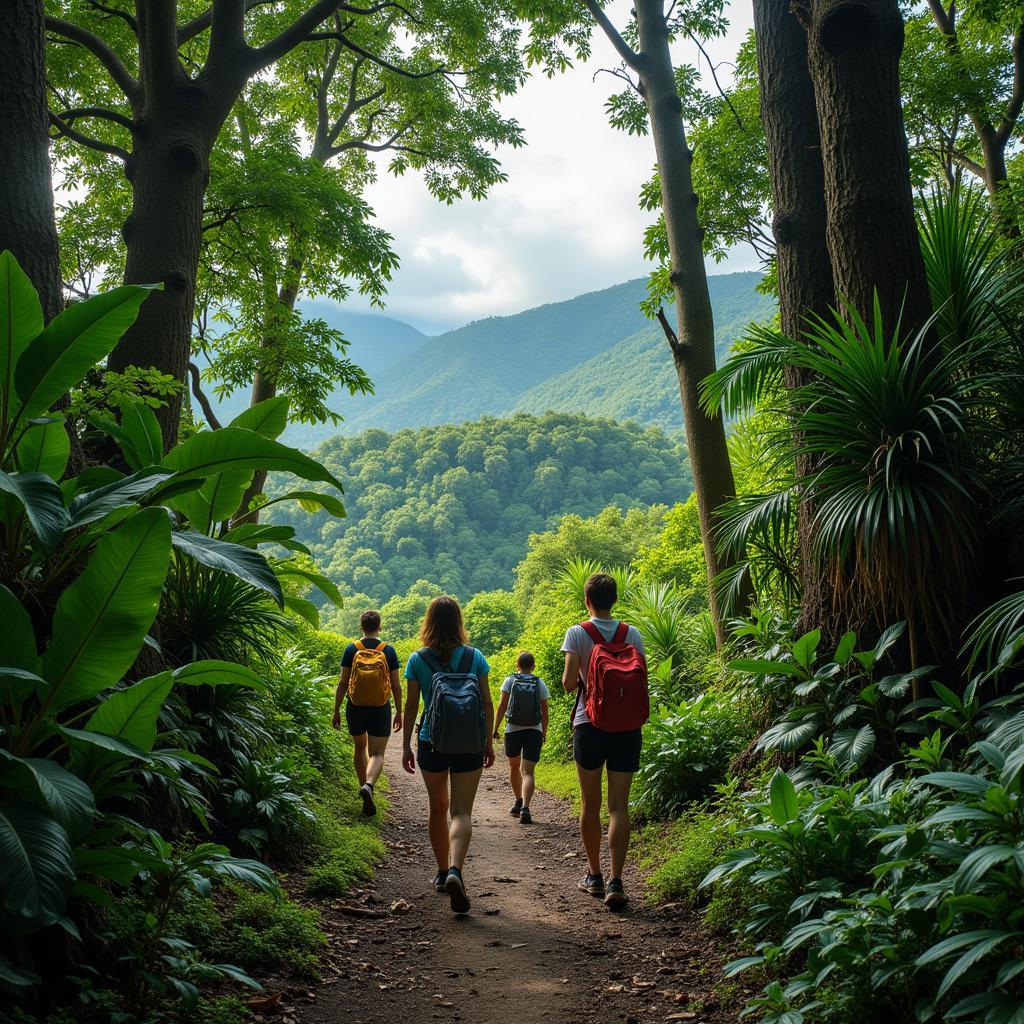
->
[295, 742, 737, 1024]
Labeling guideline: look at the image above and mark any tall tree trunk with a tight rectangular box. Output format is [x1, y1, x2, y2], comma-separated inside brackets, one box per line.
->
[0, 0, 63, 323]
[801, 0, 933, 333]
[753, 0, 837, 638]
[634, 0, 744, 644]
[107, 113, 213, 451]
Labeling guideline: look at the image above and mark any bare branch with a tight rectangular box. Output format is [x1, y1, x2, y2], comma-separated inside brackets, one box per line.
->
[56, 105, 134, 131]
[305, 30, 449, 79]
[178, 0, 276, 46]
[581, 0, 643, 72]
[656, 306, 683, 356]
[85, 0, 138, 34]
[994, 23, 1024, 146]
[45, 15, 139, 98]
[188, 362, 223, 430]
[685, 28, 743, 130]
[593, 66, 641, 94]
[49, 111, 130, 161]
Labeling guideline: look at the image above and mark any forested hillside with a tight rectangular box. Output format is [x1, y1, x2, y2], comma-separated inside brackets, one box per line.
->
[274, 413, 692, 600]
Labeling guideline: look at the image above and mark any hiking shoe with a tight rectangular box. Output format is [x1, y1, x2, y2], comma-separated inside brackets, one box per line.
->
[444, 868, 471, 914]
[509, 798, 523, 817]
[604, 878, 627, 909]
[578, 873, 605, 897]
[359, 783, 376, 817]
[432, 870, 447, 893]
[519, 807, 533, 825]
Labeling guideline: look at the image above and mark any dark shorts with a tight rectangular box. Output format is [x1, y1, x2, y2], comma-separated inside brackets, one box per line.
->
[345, 701, 391, 739]
[572, 723, 642, 773]
[417, 739, 484, 774]
[504, 730, 543, 763]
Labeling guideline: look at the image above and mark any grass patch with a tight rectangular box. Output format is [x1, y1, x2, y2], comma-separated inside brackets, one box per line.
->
[535, 759, 580, 811]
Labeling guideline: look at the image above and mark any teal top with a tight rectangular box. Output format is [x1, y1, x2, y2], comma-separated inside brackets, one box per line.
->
[404, 645, 490, 742]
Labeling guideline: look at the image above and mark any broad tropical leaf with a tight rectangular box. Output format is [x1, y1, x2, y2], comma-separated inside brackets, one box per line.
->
[0, 754, 95, 840]
[15, 419, 70, 478]
[43, 507, 171, 710]
[0, 251, 43, 419]
[228, 396, 290, 439]
[171, 531, 283, 604]
[85, 672, 174, 752]
[274, 564, 343, 605]
[0, 470, 70, 547]
[0, 585, 38, 672]
[0, 800, 75, 926]
[66, 468, 174, 530]
[171, 661, 264, 688]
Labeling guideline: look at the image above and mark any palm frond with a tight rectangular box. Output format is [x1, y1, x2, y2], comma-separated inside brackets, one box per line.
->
[699, 321, 792, 418]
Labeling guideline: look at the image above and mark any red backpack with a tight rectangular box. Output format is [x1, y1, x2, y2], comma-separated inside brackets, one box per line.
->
[577, 621, 650, 732]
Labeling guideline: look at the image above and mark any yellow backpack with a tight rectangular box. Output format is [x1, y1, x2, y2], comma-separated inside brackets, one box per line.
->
[348, 640, 392, 706]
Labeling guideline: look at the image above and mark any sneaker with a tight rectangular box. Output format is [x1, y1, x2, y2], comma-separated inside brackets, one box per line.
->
[604, 878, 627, 909]
[578, 873, 605, 897]
[509, 798, 523, 817]
[359, 783, 376, 817]
[444, 867, 471, 914]
[432, 870, 446, 893]
[519, 807, 533, 825]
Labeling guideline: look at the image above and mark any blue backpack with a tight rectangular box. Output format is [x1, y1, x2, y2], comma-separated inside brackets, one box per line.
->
[421, 647, 487, 754]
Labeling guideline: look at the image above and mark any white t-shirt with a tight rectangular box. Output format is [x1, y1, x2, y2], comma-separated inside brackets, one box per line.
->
[500, 674, 551, 732]
[561, 617, 645, 728]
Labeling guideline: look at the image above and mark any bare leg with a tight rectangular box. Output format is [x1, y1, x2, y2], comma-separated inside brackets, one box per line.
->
[448, 769, 483, 871]
[508, 754, 522, 799]
[366, 734, 388, 787]
[352, 733, 368, 786]
[577, 764, 603, 876]
[521, 757, 537, 809]
[606, 770, 635, 880]
[420, 769, 450, 872]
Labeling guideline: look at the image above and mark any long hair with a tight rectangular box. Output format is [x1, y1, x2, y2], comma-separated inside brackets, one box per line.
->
[419, 596, 467, 662]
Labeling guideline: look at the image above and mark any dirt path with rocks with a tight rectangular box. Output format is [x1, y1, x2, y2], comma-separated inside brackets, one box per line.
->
[293, 742, 738, 1024]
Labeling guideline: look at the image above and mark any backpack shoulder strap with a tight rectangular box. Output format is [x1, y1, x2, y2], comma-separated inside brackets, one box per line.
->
[613, 621, 629, 644]
[419, 647, 445, 675]
[459, 646, 476, 675]
[580, 620, 605, 645]
[353, 639, 365, 652]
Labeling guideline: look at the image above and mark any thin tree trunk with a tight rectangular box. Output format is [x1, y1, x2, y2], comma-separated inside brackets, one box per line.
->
[753, 0, 837, 639]
[801, 0, 933, 334]
[634, 0, 744, 644]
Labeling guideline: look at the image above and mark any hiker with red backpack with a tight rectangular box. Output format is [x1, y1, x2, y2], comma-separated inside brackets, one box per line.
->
[402, 596, 495, 915]
[562, 573, 649, 909]
[332, 609, 402, 817]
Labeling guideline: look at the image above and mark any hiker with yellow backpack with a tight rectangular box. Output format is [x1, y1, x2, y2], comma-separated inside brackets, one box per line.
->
[332, 610, 402, 816]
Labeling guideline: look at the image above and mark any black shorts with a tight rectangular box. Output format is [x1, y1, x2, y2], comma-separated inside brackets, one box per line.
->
[504, 730, 543, 763]
[345, 701, 391, 738]
[417, 739, 484, 774]
[572, 723, 642, 773]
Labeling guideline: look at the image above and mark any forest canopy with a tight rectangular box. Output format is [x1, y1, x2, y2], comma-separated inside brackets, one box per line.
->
[273, 412, 692, 601]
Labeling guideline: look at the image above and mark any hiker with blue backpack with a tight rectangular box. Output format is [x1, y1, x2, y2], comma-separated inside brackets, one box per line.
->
[492, 650, 549, 825]
[562, 573, 649, 910]
[402, 595, 494, 915]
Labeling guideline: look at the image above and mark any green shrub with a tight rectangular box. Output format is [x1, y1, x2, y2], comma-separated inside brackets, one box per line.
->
[646, 807, 734, 905]
[293, 623, 348, 677]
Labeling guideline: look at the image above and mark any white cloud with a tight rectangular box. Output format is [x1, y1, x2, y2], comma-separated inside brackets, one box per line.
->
[343, 1, 758, 332]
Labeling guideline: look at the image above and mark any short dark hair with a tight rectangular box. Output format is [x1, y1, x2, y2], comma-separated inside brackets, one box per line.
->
[584, 572, 617, 611]
[360, 609, 382, 634]
[516, 650, 535, 672]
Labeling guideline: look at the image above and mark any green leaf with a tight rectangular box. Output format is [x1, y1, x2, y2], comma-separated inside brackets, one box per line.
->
[791, 630, 821, 670]
[58, 726, 149, 762]
[13, 284, 155, 421]
[0, 470, 70, 547]
[830, 724, 876, 768]
[228, 396, 290, 439]
[171, 661, 264, 688]
[42, 507, 172, 711]
[0, 585, 38, 672]
[15, 419, 70, 479]
[66, 468, 174, 530]
[769, 768, 799, 825]
[85, 673, 174, 753]
[0, 954, 40, 987]
[873, 622, 905, 664]
[919, 772, 993, 796]
[116, 403, 164, 470]
[833, 631, 856, 665]
[162, 426, 344, 491]
[284, 594, 320, 627]
[0, 800, 75, 926]
[257, 489, 346, 518]
[0, 754, 96, 841]
[0, 250, 43, 420]
[274, 564, 343, 605]
[171, 531, 283, 604]
[728, 658, 805, 678]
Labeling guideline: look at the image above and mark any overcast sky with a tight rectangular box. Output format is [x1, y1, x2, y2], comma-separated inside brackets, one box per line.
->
[346, 1, 758, 334]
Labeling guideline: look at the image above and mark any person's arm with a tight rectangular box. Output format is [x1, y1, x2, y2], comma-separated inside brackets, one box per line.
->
[332, 666, 351, 729]
[389, 667, 403, 731]
[402, 678, 420, 774]
[540, 699, 549, 742]
[480, 673, 495, 768]
[493, 691, 509, 739]
[562, 651, 580, 693]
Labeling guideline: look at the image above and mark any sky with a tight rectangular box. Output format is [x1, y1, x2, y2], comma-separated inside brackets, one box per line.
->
[344, 1, 758, 334]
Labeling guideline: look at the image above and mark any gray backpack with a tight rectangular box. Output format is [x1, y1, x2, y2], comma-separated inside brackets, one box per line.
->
[506, 673, 542, 727]
[421, 647, 487, 754]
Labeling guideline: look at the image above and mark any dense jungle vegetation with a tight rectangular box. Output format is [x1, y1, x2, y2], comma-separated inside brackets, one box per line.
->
[4, 0, 1024, 1022]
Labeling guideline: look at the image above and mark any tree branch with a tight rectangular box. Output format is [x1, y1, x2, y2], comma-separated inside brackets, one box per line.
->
[581, 0, 643, 71]
[56, 105, 135, 131]
[305, 30, 449, 79]
[45, 15, 139, 98]
[178, 0, 276, 45]
[85, 0, 138, 34]
[685, 28, 743, 130]
[244, 0, 349, 73]
[995, 23, 1024, 146]
[656, 306, 683, 356]
[49, 111, 130, 161]
[188, 362, 223, 430]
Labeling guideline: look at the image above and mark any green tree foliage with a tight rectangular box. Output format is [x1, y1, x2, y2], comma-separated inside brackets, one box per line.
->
[379, 579, 443, 640]
[463, 590, 523, 652]
[632, 495, 708, 609]
[275, 413, 692, 602]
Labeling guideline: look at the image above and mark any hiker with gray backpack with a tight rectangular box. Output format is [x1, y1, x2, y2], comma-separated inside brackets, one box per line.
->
[492, 650, 549, 825]
[402, 595, 494, 915]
